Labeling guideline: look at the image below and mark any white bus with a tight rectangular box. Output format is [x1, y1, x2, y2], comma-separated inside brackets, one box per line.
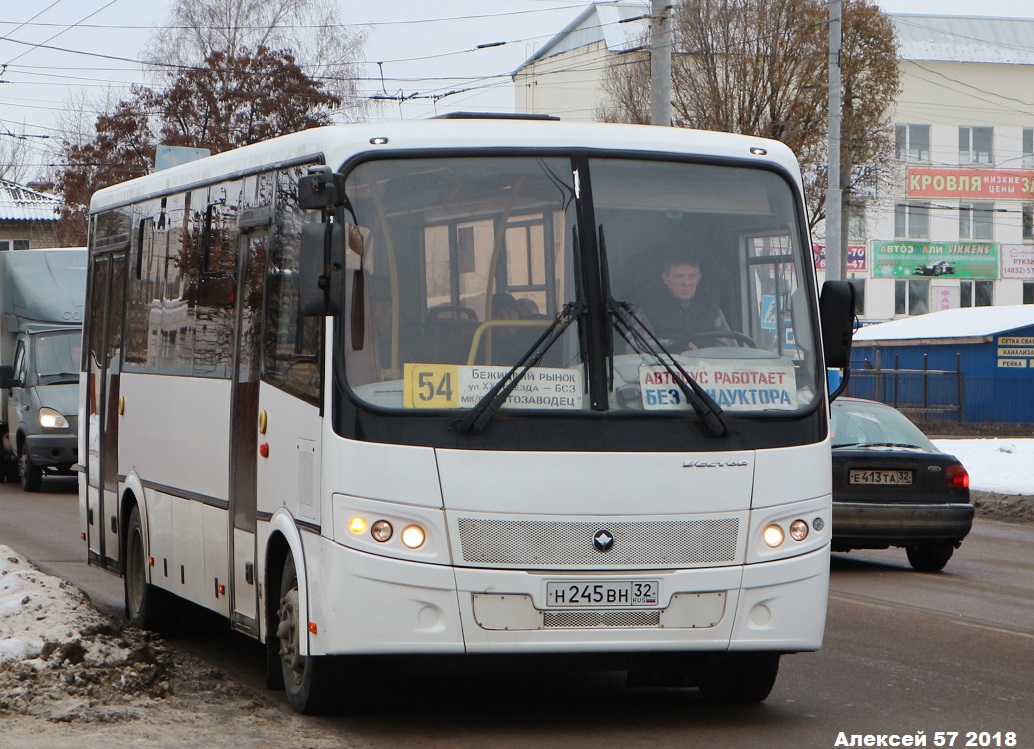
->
[80, 117, 854, 713]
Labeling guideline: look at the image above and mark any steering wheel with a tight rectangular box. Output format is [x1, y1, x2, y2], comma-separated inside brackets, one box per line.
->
[677, 330, 758, 350]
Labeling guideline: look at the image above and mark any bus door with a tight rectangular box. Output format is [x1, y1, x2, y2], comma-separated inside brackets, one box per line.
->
[84, 249, 126, 571]
[228, 217, 269, 635]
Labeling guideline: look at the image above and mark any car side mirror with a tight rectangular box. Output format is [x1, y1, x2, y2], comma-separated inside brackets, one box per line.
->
[0, 364, 18, 389]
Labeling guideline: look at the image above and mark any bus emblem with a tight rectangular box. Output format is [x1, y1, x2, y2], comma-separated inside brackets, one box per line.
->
[593, 530, 615, 552]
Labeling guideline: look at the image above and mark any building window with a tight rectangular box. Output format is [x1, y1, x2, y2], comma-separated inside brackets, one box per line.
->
[1025, 128, 1034, 169]
[895, 124, 930, 162]
[1024, 205, 1034, 241]
[960, 280, 994, 307]
[847, 202, 866, 241]
[959, 201, 994, 240]
[0, 239, 30, 251]
[895, 279, 929, 316]
[894, 202, 930, 239]
[1024, 282, 1034, 304]
[959, 126, 993, 165]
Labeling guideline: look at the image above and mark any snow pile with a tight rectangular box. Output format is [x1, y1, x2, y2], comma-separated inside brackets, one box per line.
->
[933, 438, 1034, 496]
[0, 547, 175, 722]
[1, 550, 113, 662]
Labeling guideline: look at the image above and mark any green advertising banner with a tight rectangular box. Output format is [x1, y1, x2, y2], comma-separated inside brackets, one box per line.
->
[871, 241, 999, 279]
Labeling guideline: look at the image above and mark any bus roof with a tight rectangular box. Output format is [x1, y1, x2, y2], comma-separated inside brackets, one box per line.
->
[89, 120, 804, 214]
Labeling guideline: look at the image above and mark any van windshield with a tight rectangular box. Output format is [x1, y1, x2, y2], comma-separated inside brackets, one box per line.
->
[34, 330, 82, 380]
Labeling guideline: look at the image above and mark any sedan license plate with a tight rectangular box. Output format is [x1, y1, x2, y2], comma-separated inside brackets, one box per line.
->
[849, 469, 913, 485]
[546, 580, 659, 608]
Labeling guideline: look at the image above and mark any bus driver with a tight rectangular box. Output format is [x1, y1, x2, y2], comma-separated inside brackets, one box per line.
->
[637, 250, 730, 350]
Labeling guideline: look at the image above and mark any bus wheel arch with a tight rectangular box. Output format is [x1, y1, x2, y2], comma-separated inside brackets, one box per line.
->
[265, 530, 336, 714]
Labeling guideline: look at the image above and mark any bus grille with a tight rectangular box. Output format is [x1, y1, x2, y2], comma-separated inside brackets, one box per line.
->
[542, 610, 661, 628]
[456, 517, 739, 567]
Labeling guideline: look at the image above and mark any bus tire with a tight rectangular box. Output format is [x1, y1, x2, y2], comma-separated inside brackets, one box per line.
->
[276, 553, 337, 714]
[124, 504, 173, 631]
[696, 652, 780, 704]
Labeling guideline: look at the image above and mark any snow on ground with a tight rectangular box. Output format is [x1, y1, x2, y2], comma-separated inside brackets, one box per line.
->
[933, 438, 1034, 496]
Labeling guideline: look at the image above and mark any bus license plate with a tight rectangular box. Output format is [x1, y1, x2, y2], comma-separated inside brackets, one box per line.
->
[849, 469, 913, 485]
[546, 580, 659, 608]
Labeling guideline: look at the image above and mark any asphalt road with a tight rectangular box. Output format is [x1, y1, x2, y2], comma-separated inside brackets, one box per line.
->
[2, 477, 1032, 748]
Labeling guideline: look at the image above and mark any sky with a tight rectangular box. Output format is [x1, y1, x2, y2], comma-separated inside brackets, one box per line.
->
[2, 0, 1034, 179]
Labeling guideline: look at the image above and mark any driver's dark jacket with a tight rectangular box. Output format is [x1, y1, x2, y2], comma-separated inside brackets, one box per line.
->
[636, 294, 729, 345]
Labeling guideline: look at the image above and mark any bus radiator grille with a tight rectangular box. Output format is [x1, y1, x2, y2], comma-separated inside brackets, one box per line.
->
[456, 518, 739, 567]
[542, 610, 661, 628]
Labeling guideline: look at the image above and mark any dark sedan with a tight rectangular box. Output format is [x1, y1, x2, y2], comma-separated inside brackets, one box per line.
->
[830, 397, 974, 572]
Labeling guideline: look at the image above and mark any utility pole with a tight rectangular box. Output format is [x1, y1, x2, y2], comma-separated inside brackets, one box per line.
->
[650, 0, 672, 126]
[826, 0, 843, 281]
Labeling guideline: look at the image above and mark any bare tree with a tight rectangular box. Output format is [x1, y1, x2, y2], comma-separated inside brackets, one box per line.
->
[144, 0, 368, 121]
[54, 45, 341, 245]
[598, 0, 900, 230]
[0, 129, 34, 184]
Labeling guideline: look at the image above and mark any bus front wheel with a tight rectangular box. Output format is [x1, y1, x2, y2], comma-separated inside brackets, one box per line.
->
[276, 553, 337, 714]
[696, 652, 780, 703]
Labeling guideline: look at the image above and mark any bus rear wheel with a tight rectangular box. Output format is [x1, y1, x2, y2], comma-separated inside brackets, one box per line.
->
[124, 505, 173, 631]
[276, 553, 337, 714]
[696, 652, 780, 703]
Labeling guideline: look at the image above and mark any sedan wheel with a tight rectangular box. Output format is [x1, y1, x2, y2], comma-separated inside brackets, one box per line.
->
[906, 541, 955, 572]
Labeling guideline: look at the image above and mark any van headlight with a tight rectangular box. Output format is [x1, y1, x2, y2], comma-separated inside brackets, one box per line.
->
[39, 408, 69, 429]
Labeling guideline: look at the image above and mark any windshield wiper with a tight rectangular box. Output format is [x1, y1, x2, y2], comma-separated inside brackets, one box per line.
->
[838, 441, 923, 450]
[456, 299, 586, 436]
[608, 298, 734, 438]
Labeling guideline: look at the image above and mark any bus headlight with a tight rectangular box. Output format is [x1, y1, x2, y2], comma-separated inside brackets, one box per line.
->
[401, 525, 426, 549]
[789, 519, 810, 542]
[39, 408, 69, 429]
[371, 520, 394, 543]
[762, 524, 785, 548]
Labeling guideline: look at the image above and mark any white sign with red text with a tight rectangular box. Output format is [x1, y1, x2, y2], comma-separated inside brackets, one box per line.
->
[1001, 245, 1034, 279]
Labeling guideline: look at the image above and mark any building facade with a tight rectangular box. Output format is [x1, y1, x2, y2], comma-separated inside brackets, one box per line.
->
[851, 14, 1034, 323]
[513, 8, 1034, 322]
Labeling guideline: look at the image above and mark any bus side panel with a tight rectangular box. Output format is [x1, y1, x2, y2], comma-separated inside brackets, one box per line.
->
[171, 494, 205, 604]
[118, 373, 231, 613]
[254, 384, 322, 523]
[118, 373, 231, 504]
[203, 504, 231, 618]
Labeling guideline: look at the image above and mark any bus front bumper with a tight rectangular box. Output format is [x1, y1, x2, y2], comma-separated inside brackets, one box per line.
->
[306, 540, 829, 657]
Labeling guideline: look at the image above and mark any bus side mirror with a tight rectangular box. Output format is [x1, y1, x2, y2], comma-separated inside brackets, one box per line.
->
[300, 222, 344, 316]
[298, 167, 348, 210]
[819, 280, 855, 369]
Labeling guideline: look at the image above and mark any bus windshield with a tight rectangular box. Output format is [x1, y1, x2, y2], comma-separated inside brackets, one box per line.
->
[341, 154, 817, 417]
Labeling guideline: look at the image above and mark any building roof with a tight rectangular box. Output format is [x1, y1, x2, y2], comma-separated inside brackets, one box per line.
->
[890, 14, 1034, 65]
[514, 1, 648, 74]
[0, 180, 62, 223]
[515, 8, 1034, 73]
[853, 305, 1034, 345]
